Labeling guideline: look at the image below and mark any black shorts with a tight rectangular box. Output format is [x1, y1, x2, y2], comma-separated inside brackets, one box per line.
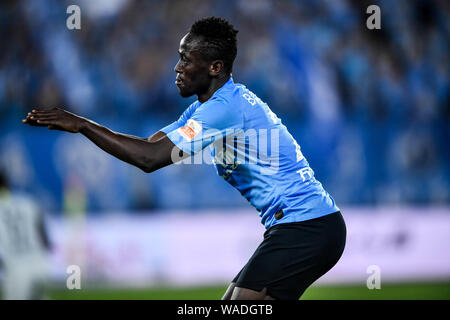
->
[232, 211, 346, 300]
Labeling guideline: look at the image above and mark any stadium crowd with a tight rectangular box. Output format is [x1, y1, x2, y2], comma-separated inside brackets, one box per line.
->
[0, 0, 448, 213]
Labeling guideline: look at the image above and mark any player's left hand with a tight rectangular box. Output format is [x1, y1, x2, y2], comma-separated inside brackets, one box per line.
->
[22, 107, 86, 133]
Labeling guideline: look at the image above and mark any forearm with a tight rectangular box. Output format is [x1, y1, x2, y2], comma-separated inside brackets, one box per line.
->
[79, 119, 158, 172]
[23, 107, 177, 172]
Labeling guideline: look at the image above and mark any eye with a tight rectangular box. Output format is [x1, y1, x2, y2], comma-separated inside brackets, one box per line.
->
[179, 53, 189, 62]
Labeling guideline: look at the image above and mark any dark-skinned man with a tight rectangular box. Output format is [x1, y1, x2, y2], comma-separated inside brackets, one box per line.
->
[23, 17, 346, 300]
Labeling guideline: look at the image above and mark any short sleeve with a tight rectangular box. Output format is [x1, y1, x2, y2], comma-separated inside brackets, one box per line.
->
[166, 98, 243, 155]
[159, 103, 197, 134]
[159, 121, 180, 134]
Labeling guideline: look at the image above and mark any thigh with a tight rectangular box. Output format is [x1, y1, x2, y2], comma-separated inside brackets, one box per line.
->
[231, 286, 275, 300]
[221, 282, 236, 300]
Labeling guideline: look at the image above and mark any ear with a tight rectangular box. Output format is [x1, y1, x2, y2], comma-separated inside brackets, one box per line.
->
[209, 60, 224, 76]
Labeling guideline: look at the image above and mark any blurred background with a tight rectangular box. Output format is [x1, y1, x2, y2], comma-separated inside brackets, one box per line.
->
[0, 0, 449, 299]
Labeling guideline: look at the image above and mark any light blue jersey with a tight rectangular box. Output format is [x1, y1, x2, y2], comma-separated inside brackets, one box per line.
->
[161, 77, 339, 229]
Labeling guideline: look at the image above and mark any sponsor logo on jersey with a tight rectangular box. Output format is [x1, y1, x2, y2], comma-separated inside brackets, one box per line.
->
[178, 119, 202, 141]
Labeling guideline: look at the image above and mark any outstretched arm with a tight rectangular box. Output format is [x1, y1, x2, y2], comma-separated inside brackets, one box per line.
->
[147, 130, 167, 142]
[23, 108, 187, 173]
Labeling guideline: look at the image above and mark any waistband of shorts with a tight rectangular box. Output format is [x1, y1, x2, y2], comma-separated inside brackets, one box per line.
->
[265, 210, 341, 234]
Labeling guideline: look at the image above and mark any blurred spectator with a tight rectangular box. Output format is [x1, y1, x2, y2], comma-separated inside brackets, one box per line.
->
[0, 169, 51, 299]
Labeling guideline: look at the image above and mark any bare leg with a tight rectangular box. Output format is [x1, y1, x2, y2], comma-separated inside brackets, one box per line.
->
[221, 282, 236, 300]
[230, 287, 275, 300]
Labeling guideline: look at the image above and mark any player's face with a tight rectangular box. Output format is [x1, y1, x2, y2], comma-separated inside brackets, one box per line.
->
[174, 34, 211, 98]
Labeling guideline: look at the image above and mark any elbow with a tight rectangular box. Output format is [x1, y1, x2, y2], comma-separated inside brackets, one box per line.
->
[139, 166, 151, 173]
[139, 162, 155, 174]
[137, 143, 171, 173]
[138, 155, 155, 173]
[140, 166, 155, 174]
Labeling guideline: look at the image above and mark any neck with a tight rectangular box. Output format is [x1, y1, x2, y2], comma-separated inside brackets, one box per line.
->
[197, 74, 230, 103]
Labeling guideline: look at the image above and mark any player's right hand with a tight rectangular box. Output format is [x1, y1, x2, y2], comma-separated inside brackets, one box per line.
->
[22, 107, 86, 133]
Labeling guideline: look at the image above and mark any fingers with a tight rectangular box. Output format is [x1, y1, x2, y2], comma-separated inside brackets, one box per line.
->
[30, 116, 58, 126]
[29, 109, 60, 121]
[23, 108, 67, 129]
[32, 115, 58, 121]
[22, 117, 45, 126]
[37, 121, 59, 127]
[30, 109, 55, 115]
[22, 111, 56, 127]
[28, 111, 57, 120]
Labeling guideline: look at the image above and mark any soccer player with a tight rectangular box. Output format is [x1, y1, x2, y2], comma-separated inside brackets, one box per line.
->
[23, 17, 346, 300]
[0, 170, 51, 299]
